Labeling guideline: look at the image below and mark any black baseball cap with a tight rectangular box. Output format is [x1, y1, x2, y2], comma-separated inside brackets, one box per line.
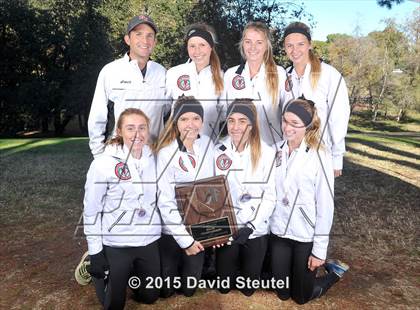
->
[126, 14, 158, 34]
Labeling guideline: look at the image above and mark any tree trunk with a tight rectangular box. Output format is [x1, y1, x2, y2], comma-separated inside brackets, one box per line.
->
[396, 108, 405, 122]
[372, 75, 387, 122]
[350, 95, 358, 114]
[372, 107, 379, 122]
[78, 113, 88, 135]
[54, 111, 73, 136]
[349, 85, 358, 114]
[372, 46, 389, 122]
[41, 116, 49, 133]
[368, 86, 374, 111]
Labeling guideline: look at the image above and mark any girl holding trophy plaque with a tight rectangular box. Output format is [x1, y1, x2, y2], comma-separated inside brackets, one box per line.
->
[155, 96, 215, 297]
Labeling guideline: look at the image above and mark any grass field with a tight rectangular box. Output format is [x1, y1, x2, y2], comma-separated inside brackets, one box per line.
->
[0, 113, 419, 309]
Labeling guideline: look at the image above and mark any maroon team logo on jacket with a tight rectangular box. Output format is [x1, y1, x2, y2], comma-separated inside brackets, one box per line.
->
[177, 75, 191, 91]
[115, 162, 131, 180]
[179, 155, 196, 172]
[216, 154, 232, 170]
[232, 75, 245, 90]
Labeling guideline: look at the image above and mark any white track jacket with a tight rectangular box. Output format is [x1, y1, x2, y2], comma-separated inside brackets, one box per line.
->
[83, 144, 160, 255]
[88, 54, 168, 156]
[270, 140, 334, 260]
[214, 137, 276, 238]
[166, 61, 223, 140]
[157, 135, 215, 248]
[223, 62, 287, 145]
[284, 62, 350, 170]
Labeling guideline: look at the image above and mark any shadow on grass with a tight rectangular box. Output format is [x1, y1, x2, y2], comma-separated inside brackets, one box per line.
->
[347, 136, 420, 161]
[331, 158, 419, 248]
[346, 145, 420, 172]
[0, 139, 41, 152]
[366, 135, 420, 148]
[0, 138, 89, 158]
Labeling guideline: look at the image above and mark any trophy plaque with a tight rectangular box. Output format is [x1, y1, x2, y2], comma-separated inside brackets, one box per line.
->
[175, 175, 238, 248]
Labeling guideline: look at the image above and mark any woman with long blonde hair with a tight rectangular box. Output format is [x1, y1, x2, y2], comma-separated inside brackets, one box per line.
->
[283, 22, 350, 177]
[214, 98, 276, 296]
[223, 21, 287, 145]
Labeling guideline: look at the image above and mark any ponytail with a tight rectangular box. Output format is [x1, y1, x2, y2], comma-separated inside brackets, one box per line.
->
[309, 50, 321, 90]
[210, 49, 224, 96]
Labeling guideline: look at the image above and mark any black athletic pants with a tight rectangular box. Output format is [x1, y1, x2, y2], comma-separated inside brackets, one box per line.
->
[215, 235, 268, 296]
[92, 240, 160, 310]
[158, 234, 204, 297]
[270, 234, 339, 304]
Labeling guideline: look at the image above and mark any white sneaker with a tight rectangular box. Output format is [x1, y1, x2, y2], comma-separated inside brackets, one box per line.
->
[75, 251, 91, 285]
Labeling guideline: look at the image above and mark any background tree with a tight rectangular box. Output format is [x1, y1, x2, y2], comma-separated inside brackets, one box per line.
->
[0, 0, 113, 135]
[368, 19, 408, 120]
[377, 0, 405, 9]
[389, 8, 420, 120]
[326, 35, 383, 113]
[324, 12, 418, 122]
[1, 0, 39, 134]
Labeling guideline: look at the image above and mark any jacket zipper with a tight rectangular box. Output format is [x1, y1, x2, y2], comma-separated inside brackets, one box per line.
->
[108, 211, 127, 232]
[299, 207, 315, 228]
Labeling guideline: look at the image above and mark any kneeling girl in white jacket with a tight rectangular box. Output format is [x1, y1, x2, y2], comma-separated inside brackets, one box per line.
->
[155, 96, 215, 297]
[270, 98, 349, 304]
[214, 98, 276, 296]
[83, 108, 161, 309]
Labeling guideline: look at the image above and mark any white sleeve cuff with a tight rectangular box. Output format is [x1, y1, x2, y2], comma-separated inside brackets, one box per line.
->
[333, 154, 343, 170]
[311, 243, 328, 260]
[87, 240, 103, 256]
[174, 235, 195, 249]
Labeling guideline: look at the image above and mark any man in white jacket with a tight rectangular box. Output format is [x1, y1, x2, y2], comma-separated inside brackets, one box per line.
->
[88, 14, 168, 157]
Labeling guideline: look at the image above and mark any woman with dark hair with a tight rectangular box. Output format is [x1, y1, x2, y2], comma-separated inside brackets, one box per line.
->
[214, 98, 276, 296]
[270, 98, 349, 304]
[283, 22, 350, 177]
[155, 96, 215, 297]
[79, 108, 161, 309]
[223, 21, 287, 145]
[166, 23, 224, 141]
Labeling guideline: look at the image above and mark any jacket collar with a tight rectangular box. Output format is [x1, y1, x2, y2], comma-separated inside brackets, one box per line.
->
[283, 139, 309, 155]
[125, 52, 150, 75]
[243, 61, 266, 80]
[176, 135, 201, 152]
[219, 136, 251, 156]
[186, 59, 211, 76]
[290, 62, 311, 80]
[105, 143, 153, 162]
